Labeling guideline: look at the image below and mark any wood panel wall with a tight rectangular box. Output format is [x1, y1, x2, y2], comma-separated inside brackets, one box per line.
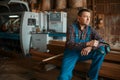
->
[94, 0, 120, 47]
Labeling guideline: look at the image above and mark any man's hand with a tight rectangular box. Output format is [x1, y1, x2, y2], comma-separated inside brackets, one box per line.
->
[81, 47, 92, 56]
[86, 40, 99, 47]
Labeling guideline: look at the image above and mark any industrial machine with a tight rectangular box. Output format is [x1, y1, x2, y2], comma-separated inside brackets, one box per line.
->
[31, 12, 67, 52]
[0, 0, 67, 55]
[48, 12, 67, 33]
[21, 12, 39, 55]
[0, 12, 39, 55]
[0, 0, 39, 55]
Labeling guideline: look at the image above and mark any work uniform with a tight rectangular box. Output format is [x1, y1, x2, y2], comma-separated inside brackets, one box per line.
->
[57, 22, 106, 80]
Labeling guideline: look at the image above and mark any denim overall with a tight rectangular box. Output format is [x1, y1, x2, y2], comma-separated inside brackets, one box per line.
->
[58, 23, 106, 80]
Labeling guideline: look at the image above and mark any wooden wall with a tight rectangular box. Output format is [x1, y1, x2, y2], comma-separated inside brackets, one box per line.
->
[88, 0, 120, 48]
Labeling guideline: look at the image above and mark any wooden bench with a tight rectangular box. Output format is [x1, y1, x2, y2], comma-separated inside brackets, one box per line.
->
[30, 40, 120, 80]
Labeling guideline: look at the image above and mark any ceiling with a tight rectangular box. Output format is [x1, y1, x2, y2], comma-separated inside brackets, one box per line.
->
[0, 0, 29, 13]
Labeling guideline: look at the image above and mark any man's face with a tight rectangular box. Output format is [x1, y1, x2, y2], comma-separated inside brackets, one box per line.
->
[78, 11, 91, 26]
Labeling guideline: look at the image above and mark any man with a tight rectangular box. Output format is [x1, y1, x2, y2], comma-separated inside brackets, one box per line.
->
[57, 8, 107, 80]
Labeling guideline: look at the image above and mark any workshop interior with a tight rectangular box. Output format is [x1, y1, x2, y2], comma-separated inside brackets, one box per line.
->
[0, 0, 119, 80]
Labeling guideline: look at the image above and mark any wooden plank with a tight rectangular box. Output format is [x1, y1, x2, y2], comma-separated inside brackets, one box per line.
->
[30, 49, 54, 58]
[36, 55, 120, 80]
[74, 60, 120, 79]
[47, 44, 65, 54]
[30, 44, 120, 80]
[49, 40, 65, 45]
[105, 52, 120, 62]
[47, 41, 120, 62]
[100, 62, 120, 79]
[30, 49, 63, 62]
[111, 48, 120, 52]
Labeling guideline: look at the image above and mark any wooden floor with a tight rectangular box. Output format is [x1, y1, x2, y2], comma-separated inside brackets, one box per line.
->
[0, 56, 82, 80]
[0, 50, 115, 80]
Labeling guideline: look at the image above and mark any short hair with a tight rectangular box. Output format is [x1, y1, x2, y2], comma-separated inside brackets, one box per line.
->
[77, 8, 91, 16]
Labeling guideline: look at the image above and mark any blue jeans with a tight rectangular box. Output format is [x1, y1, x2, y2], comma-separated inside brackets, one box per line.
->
[57, 46, 106, 80]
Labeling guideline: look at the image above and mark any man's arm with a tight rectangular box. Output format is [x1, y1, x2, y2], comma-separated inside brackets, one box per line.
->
[81, 28, 102, 56]
[91, 28, 104, 42]
[88, 28, 105, 48]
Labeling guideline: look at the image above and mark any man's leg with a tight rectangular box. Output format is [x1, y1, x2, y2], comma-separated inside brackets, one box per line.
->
[57, 50, 79, 80]
[88, 46, 106, 80]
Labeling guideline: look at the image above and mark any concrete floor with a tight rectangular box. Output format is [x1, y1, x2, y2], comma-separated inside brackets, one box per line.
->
[0, 56, 82, 80]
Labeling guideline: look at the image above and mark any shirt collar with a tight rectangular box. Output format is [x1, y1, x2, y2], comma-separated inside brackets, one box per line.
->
[76, 22, 88, 31]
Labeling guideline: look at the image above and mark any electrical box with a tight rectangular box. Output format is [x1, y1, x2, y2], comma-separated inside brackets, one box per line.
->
[31, 33, 52, 52]
[48, 12, 67, 33]
[39, 12, 48, 32]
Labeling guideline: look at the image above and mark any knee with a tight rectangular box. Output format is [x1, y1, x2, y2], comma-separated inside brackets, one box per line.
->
[92, 49, 106, 60]
[95, 46, 106, 55]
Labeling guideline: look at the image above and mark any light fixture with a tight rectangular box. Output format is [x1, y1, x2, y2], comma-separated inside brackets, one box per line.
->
[9, 15, 19, 18]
